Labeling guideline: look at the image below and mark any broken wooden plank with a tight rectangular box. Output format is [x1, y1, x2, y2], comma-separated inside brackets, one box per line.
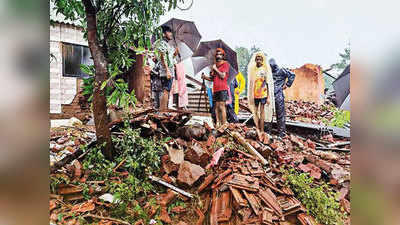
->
[327, 141, 351, 148]
[195, 207, 205, 225]
[231, 148, 257, 160]
[229, 131, 268, 165]
[211, 169, 232, 189]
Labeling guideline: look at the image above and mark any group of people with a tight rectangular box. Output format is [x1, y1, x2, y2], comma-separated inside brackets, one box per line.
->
[203, 49, 295, 138]
[148, 25, 188, 111]
[149, 25, 296, 138]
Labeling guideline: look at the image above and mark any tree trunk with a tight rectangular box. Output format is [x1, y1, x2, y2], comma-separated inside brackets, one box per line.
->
[129, 51, 145, 103]
[82, 0, 114, 160]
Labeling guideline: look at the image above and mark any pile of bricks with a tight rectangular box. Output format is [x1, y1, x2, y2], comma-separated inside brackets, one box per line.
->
[155, 120, 350, 224]
[194, 147, 310, 225]
[285, 100, 336, 124]
[50, 108, 350, 225]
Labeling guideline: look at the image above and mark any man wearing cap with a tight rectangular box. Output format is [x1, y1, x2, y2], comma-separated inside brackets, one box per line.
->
[202, 48, 230, 128]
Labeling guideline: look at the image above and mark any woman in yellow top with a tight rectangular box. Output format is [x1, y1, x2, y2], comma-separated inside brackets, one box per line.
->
[234, 72, 245, 115]
[247, 52, 274, 135]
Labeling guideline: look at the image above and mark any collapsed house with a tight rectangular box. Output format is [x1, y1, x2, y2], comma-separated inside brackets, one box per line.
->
[50, 108, 350, 225]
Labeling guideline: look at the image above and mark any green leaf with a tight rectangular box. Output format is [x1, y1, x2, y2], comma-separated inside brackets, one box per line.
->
[100, 80, 108, 90]
[80, 64, 94, 75]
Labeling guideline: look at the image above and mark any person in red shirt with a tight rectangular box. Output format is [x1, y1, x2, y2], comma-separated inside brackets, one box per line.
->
[202, 48, 229, 128]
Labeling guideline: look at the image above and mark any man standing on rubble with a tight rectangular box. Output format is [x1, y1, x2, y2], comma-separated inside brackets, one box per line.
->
[247, 52, 272, 136]
[202, 48, 230, 128]
[269, 58, 295, 138]
[154, 25, 179, 111]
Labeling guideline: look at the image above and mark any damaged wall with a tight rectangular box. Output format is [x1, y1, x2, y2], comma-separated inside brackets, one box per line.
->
[284, 64, 325, 105]
[49, 80, 92, 121]
[50, 22, 87, 114]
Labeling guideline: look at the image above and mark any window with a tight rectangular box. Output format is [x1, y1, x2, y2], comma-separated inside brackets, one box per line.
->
[62, 42, 93, 78]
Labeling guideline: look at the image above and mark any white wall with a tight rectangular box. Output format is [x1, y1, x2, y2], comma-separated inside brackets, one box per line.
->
[49, 23, 87, 113]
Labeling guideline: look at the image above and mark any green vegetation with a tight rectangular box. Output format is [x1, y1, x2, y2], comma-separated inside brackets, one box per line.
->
[330, 44, 350, 71]
[283, 169, 346, 225]
[322, 106, 350, 128]
[50, 124, 167, 224]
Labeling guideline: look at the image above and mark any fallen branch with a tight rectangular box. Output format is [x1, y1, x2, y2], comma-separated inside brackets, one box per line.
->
[113, 157, 127, 172]
[83, 213, 130, 225]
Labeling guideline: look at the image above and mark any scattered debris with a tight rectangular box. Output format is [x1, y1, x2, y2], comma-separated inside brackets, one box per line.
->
[148, 176, 193, 198]
[50, 104, 350, 225]
[230, 131, 269, 165]
[177, 161, 205, 186]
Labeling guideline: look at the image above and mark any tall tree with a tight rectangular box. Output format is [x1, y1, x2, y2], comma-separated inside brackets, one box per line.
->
[324, 43, 350, 89]
[52, 0, 180, 159]
[331, 44, 350, 71]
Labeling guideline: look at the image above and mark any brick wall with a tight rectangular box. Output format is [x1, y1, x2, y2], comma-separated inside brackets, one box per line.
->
[143, 65, 152, 107]
[284, 64, 325, 105]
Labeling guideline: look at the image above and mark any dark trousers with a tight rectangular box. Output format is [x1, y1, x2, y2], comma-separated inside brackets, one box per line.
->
[152, 91, 162, 109]
[226, 104, 238, 123]
[274, 92, 286, 137]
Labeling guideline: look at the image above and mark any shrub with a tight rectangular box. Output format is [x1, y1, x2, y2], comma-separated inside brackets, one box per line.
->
[283, 169, 345, 225]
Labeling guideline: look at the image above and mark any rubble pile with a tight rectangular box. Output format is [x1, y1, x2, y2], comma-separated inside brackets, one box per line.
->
[155, 122, 350, 224]
[238, 98, 336, 124]
[49, 109, 350, 225]
[285, 100, 336, 124]
[50, 122, 96, 172]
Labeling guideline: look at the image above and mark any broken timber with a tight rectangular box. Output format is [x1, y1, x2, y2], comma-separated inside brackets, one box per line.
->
[229, 131, 269, 165]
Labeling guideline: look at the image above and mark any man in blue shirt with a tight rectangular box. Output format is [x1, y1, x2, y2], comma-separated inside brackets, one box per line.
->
[269, 58, 296, 137]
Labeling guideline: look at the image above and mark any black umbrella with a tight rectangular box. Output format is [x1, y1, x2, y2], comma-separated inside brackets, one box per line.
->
[333, 65, 350, 110]
[192, 40, 238, 84]
[153, 18, 202, 62]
